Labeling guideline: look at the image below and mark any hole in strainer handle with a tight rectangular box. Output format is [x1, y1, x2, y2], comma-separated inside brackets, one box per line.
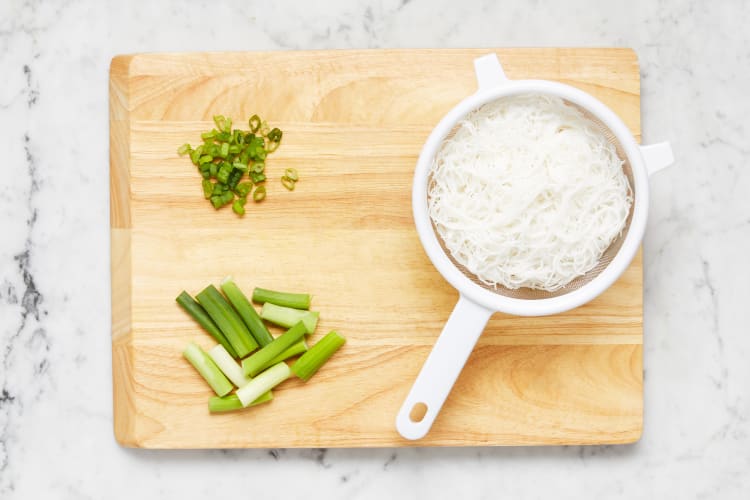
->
[396, 296, 492, 440]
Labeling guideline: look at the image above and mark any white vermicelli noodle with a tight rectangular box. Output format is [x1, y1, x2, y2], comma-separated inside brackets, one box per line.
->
[428, 94, 632, 292]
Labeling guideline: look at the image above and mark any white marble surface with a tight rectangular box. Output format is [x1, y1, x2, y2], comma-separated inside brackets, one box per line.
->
[1, 0, 748, 497]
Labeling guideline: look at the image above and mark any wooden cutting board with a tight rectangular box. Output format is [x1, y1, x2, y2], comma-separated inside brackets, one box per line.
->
[110, 48, 642, 448]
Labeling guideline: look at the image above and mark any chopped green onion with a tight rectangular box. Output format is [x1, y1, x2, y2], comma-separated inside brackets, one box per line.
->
[252, 287, 311, 310]
[196, 285, 258, 358]
[250, 172, 266, 184]
[248, 114, 261, 133]
[242, 322, 307, 377]
[208, 344, 251, 387]
[209, 392, 273, 413]
[190, 150, 201, 165]
[267, 128, 282, 143]
[213, 115, 224, 129]
[259, 120, 270, 136]
[260, 303, 319, 333]
[183, 342, 233, 396]
[199, 163, 211, 178]
[232, 198, 245, 216]
[292, 331, 346, 382]
[201, 179, 213, 199]
[176, 291, 237, 358]
[180, 114, 286, 214]
[220, 277, 274, 347]
[261, 339, 308, 371]
[284, 168, 299, 181]
[281, 176, 295, 191]
[235, 182, 253, 198]
[226, 168, 243, 190]
[236, 362, 291, 407]
[253, 185, 266, 202]
[216, 164, 232, 184]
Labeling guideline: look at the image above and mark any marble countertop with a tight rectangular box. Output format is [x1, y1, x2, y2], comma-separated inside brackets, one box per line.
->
[1, 0, 748, 498]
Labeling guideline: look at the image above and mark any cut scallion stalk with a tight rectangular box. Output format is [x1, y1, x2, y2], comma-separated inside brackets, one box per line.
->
[292, 331, 346, 382]
[260, 302, 319, 333]
[208, 392, 273, 413]
[221, 277, 274, 347]
[176, 291, 237, 358]
[242, 322, 307, 377]
[208, 344, 251, 387]
[183, 342, 233, 396]
[236, 362, 291, 407]
[260, 338, 308, 372]
[196, 285, 258, 358]
[252, 287, 311, 310]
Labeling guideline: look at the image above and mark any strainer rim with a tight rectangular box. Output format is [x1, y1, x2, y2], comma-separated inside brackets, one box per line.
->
[412, 79, 649, 316]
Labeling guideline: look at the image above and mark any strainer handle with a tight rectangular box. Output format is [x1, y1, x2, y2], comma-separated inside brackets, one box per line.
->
[396, 295, 493, 440]
[640, 142, 674, 176]
[474, 53, 509, 90]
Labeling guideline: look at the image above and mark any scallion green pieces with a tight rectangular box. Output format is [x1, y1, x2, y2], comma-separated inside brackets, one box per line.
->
[208, 344, 250, 388]
[183, 342, 233, 396]
[292, 331, 346, 382]
[252, 287, 311, 310]
[236, 362, 291, 407]
[178, 114, 287, 216]
[196, 285, 258, 358]
[284, 168, 298, 181]
[209, 392, 273, 413]
[179, 280, 345, 415]
[248, 114, 261, 133]
[261, 338, 308, 372]
[260, 302, 319, 333]
[242, 322, 307, 377]
[221, 277, 274, 347]
[176, 291, 238, 358]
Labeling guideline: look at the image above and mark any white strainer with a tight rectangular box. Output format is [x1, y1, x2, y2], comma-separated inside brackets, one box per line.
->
[396, 54, 674, 440]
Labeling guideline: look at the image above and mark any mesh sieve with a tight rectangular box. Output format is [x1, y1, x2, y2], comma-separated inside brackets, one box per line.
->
[427, 95, 636, 300]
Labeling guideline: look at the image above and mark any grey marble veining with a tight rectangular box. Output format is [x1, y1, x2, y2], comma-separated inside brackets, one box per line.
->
[1, 0, 748, 498]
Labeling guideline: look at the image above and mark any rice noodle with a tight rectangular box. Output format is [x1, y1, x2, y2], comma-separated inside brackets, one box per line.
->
[428, 94, 632, 291]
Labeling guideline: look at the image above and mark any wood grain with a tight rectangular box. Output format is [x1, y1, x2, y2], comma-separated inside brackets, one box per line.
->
[110, 49, 643, 448]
